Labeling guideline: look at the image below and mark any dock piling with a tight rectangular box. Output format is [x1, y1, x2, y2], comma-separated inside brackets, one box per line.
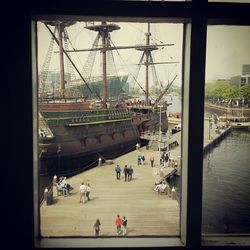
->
[98, 157, 102, 166]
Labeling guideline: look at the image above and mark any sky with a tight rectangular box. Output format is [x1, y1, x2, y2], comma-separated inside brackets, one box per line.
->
[37, 21, 250, 88]
[37, 21, 183, 89]
[206, 25, 250, 82]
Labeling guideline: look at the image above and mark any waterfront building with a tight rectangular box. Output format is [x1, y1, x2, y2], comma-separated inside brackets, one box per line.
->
[230, 64, 250, 87]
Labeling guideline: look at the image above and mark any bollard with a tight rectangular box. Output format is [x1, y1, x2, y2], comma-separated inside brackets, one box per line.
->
[52, 175, 58, 197]
[53, 175, 57, 184]
[44, 187, 48, 196]
[171, 187, 176, 200]
[98, 157, 102, 166]
[136, 143, 140, 150]
[44, 187, 53, 205]
[44, 187, 50, 206]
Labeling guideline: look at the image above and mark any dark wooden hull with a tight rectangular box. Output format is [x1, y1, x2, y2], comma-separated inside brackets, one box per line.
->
[39, 104, 168, 177]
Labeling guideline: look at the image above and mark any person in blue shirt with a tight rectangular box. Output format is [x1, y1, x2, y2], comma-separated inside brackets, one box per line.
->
[115, 164, 121, 179]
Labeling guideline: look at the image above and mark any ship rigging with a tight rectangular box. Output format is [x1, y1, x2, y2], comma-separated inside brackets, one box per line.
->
[38, 20, 178, 176]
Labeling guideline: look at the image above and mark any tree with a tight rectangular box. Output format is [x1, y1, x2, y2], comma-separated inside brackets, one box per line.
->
[239, 85, 250, 100]
[205, 81, 243, 102]
[221, 85, 238, 100]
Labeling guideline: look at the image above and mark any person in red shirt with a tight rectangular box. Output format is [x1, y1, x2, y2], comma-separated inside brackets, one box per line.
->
[115, 214, 122, 235]
[149, 153, 155, 167]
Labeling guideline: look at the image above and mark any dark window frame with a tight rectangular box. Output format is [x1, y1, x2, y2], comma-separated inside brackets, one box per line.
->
[10, 0, 250, 249]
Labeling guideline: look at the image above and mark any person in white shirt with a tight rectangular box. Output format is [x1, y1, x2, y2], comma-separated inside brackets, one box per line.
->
[61, 177, 69, 197]
[122, 216, 128, 236]
[86, 183, 91, 201]
[79, 182, 86, 203]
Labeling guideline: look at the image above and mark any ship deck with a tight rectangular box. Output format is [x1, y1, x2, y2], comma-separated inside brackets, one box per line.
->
[40, 146, 179, 237]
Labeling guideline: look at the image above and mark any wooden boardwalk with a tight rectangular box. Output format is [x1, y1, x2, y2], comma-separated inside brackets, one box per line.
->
[40, 147, 179, 237]
[40, 118, 238, 238]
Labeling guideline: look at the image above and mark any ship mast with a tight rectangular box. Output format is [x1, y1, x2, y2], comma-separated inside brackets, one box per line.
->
[59, 22, 175, 105]
[145, 23, 150, 105]
[58, 22, 65, 98]
[101, 22, 108, 107]
[135, 23, 159, 105]
[85, 22, 120, 108]
[42, 21, 76, 99]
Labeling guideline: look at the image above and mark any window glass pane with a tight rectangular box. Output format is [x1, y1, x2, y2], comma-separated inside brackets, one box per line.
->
[203, 25, 250, 234]
[37, 19, 183, 239]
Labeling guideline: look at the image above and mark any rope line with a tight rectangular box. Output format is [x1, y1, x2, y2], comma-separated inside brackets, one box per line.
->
[45, 23, 104, 104]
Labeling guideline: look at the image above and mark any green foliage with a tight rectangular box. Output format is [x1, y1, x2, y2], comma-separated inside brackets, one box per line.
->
[205, 82, 250, 101]
[239, 85, 250, 100]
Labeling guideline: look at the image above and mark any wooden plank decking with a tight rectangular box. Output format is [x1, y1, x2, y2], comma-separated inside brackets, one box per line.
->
[40, 147, 180, 237]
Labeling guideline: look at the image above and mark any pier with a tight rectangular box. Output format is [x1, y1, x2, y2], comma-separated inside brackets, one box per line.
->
[41, 146, 180, 237]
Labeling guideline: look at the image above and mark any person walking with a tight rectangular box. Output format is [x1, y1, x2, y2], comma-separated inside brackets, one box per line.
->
[128, 165, 133, 181]
[149, 153, 155, 167]
[164, 152, 169, 167]
[123, 165, 129, 181]
[122, 216, 128, 236]
[86, 183, 91, 201]
[115, 214, 122, 235]
[137, 154, 142, 166]
[141, 154, 145, 165]
[93, 219, 101, 237]
[115, 164, 121, 180]
[79, 182, 86, 203]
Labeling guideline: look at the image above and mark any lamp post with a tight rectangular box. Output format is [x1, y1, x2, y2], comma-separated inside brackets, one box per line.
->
[57, 145, 61, 175]
[158, 105, 163, 166]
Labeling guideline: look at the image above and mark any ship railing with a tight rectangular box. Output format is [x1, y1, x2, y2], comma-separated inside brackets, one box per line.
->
[39, 112, 54, 138]
[39, 97, 88, 103]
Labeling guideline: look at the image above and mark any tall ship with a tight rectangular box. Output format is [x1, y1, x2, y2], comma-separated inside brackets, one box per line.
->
[39, 21, 175, 176]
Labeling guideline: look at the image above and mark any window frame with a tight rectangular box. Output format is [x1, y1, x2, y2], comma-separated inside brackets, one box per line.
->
[28, 0, 250, 248]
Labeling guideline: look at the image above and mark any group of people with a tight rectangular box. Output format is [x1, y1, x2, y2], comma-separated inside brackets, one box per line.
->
[154, 179, 168, 193]
[115, 164, 134, 181]
[160, 151, 169, 167]
[79, 182, 91, 203]
[115, 214, 128, 236]
[137, 154, 145, 165]
[55, 176, 73, 197]
[93, 215, 128, 237]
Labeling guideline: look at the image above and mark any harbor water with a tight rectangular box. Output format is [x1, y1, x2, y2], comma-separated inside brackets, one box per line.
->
[168, 95, 250, 234]
[202, 129, 250, 234]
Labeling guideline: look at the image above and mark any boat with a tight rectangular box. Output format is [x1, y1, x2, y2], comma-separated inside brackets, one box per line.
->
[38, 21, 173, 176]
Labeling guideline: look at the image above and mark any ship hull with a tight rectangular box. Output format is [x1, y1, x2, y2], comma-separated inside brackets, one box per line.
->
[39, 105, 168, 177]
[40, 137, 149, 176]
